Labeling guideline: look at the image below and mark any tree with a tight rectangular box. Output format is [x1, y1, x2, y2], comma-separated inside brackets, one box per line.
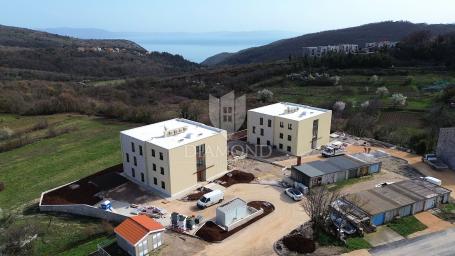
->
[390, 93, 407, 106]
[301, 186, 340, 234]
[332, 101, 346, 118]
[257, 89, 274, 103]
[376, 86, 389, 97]
[369, 75, 379, 85]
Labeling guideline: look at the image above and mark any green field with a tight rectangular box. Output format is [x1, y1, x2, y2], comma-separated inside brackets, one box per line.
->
[0, 114, 135, 255]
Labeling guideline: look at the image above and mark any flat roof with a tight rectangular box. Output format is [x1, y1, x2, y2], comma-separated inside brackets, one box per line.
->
[293, 155, 367, 178]
[217, 198, 247, 214]
[345, 179, 451, 216]
[121, 118, 225, 149]
[248, 102, 329, 121]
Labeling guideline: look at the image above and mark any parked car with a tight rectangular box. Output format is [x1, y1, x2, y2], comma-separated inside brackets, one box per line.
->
[330, 212, 357, 235]
[196, 189, 224, 209]
[285, 188, 304, 201]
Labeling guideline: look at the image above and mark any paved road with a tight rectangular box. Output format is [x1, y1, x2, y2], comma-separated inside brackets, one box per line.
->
[370, 227, 455, 256]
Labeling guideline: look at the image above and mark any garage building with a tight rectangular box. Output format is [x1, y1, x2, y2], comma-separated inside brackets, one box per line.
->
[343, 179, 451, 226]
[290, 155, 381, 188]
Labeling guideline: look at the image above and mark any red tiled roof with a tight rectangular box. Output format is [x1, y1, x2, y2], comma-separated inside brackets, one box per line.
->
[114, 215, 165, 245]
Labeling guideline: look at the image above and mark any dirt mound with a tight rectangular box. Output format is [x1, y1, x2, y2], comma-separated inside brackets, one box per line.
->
[183, 187, 212, 201]
[41, 164, 127, 205]
[282, 233, 316, 254]
[216, 170, 255, 187]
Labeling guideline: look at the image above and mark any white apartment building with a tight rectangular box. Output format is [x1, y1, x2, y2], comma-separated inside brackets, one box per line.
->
[120, 118, 227, 198]
[247, 102, 332, 156]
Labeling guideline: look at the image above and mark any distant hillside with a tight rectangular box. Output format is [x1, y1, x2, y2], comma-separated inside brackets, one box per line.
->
[205, 21, 455, 66]
[201, 52, 234, 66]
[0, 25, 198, 79]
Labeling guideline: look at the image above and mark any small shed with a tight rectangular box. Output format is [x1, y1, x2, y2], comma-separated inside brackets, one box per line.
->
[114, 215, 165, 256]
[216, 198, 248, 227]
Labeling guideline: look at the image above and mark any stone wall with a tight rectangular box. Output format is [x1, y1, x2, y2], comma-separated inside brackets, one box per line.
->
[39, 203, 128, 223]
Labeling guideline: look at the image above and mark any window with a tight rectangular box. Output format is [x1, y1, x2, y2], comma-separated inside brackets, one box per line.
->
[288, 123, 293, 130]
[223, 115, 227, 122]
[133, 156, 137, 166]
[126, 153, 129, 162]
[160, 167, 164, 175]
[154, 177, 157, 185]
[280, 121, 284, 128]
[228, 107, 232, 113]
[131, 168, 135, 177]
[267, 140, 271, 146]
[141, 173, 145, 182]
[257, 137, 261, 145]
[259, 118, 263, 125]
[161, 181, 165, 189]
[312, 119, 319, 138]
[279, 143, 283, 149]
[268, 119, 272, 127]
[139, 145, 143, 156]
[159, 152, 163, 160]
[151, 149, 155, 157]
[287, 146, 291, 152]
[131, 142, 135, 152]
[279, 133, 283, 139]
[252, 126, 256, 134]
[260, 128, 264, 136]
[153, 163, 156, 171]
[288, 135, 292, 141]
[228, 115, 232, 122]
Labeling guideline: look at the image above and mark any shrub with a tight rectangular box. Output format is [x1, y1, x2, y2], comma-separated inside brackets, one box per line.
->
[376, 86, 389, 97]
[0, 127, 14, 140]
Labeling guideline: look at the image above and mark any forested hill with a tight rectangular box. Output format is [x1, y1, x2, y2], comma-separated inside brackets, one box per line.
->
[0, 25, 198, 79]
[203, 21, 455, 66]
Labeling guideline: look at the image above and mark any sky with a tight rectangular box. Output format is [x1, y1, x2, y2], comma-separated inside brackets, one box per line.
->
[1, 0, 454, 33]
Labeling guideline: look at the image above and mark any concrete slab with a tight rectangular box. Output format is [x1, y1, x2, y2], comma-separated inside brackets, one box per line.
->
[364, 226, 404, 247]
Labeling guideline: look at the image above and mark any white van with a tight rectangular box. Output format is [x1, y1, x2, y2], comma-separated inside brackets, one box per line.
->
[197, 190, 224, 209]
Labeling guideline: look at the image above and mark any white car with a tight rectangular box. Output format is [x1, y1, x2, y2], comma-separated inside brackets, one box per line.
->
[285, 188, 304, 201]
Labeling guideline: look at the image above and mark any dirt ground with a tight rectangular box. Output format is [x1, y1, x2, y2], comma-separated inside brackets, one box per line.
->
[231, 157, 286, 181]
[160, 231, 208, 256]
[408, 211, 455, 238]
[197, 184, 309, 256]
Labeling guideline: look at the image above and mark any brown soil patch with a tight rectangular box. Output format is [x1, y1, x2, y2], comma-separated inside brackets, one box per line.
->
[183, 187, 212, 201]
[215, 170, 255, 187]
[282, 233, 316, 254]
[195, 201, 274, 242]
[41, 164, 127, 205]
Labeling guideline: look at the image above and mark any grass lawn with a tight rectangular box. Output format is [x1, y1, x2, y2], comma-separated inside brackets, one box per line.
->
[387, 216, 427, 237]
[345, 237, 371, 251]
[0, 113, 135, 255]
[0, 114, 133, 210]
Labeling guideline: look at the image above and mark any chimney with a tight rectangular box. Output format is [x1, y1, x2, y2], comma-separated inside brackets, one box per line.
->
[297, 156, 302, 166]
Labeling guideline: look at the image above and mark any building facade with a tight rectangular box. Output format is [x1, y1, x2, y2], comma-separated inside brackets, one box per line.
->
[247, 102, 332, 156]
[120, 118, 227, 198]
[436, 127, 455, 170]
[303, 44, 359, 57]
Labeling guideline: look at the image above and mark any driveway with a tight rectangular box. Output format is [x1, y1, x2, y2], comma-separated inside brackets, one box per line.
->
[408, 212, 455, 238]
[364, 226, 404, 247]
[370, 227, 455, 256]
[197, 183, 309, 256]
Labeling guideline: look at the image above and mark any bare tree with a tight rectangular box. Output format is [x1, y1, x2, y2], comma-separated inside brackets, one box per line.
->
[301, 186, 340, 234]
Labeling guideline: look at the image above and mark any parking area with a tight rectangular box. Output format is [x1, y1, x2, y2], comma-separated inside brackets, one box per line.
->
[364, 226, 404, 247]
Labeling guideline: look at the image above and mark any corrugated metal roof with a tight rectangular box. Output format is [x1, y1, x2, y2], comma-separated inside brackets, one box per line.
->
[293, 155, 367, 178]
[114, 215, 164, 245]
[217, 198, 247, 214]
[345, 179, 450, 216]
